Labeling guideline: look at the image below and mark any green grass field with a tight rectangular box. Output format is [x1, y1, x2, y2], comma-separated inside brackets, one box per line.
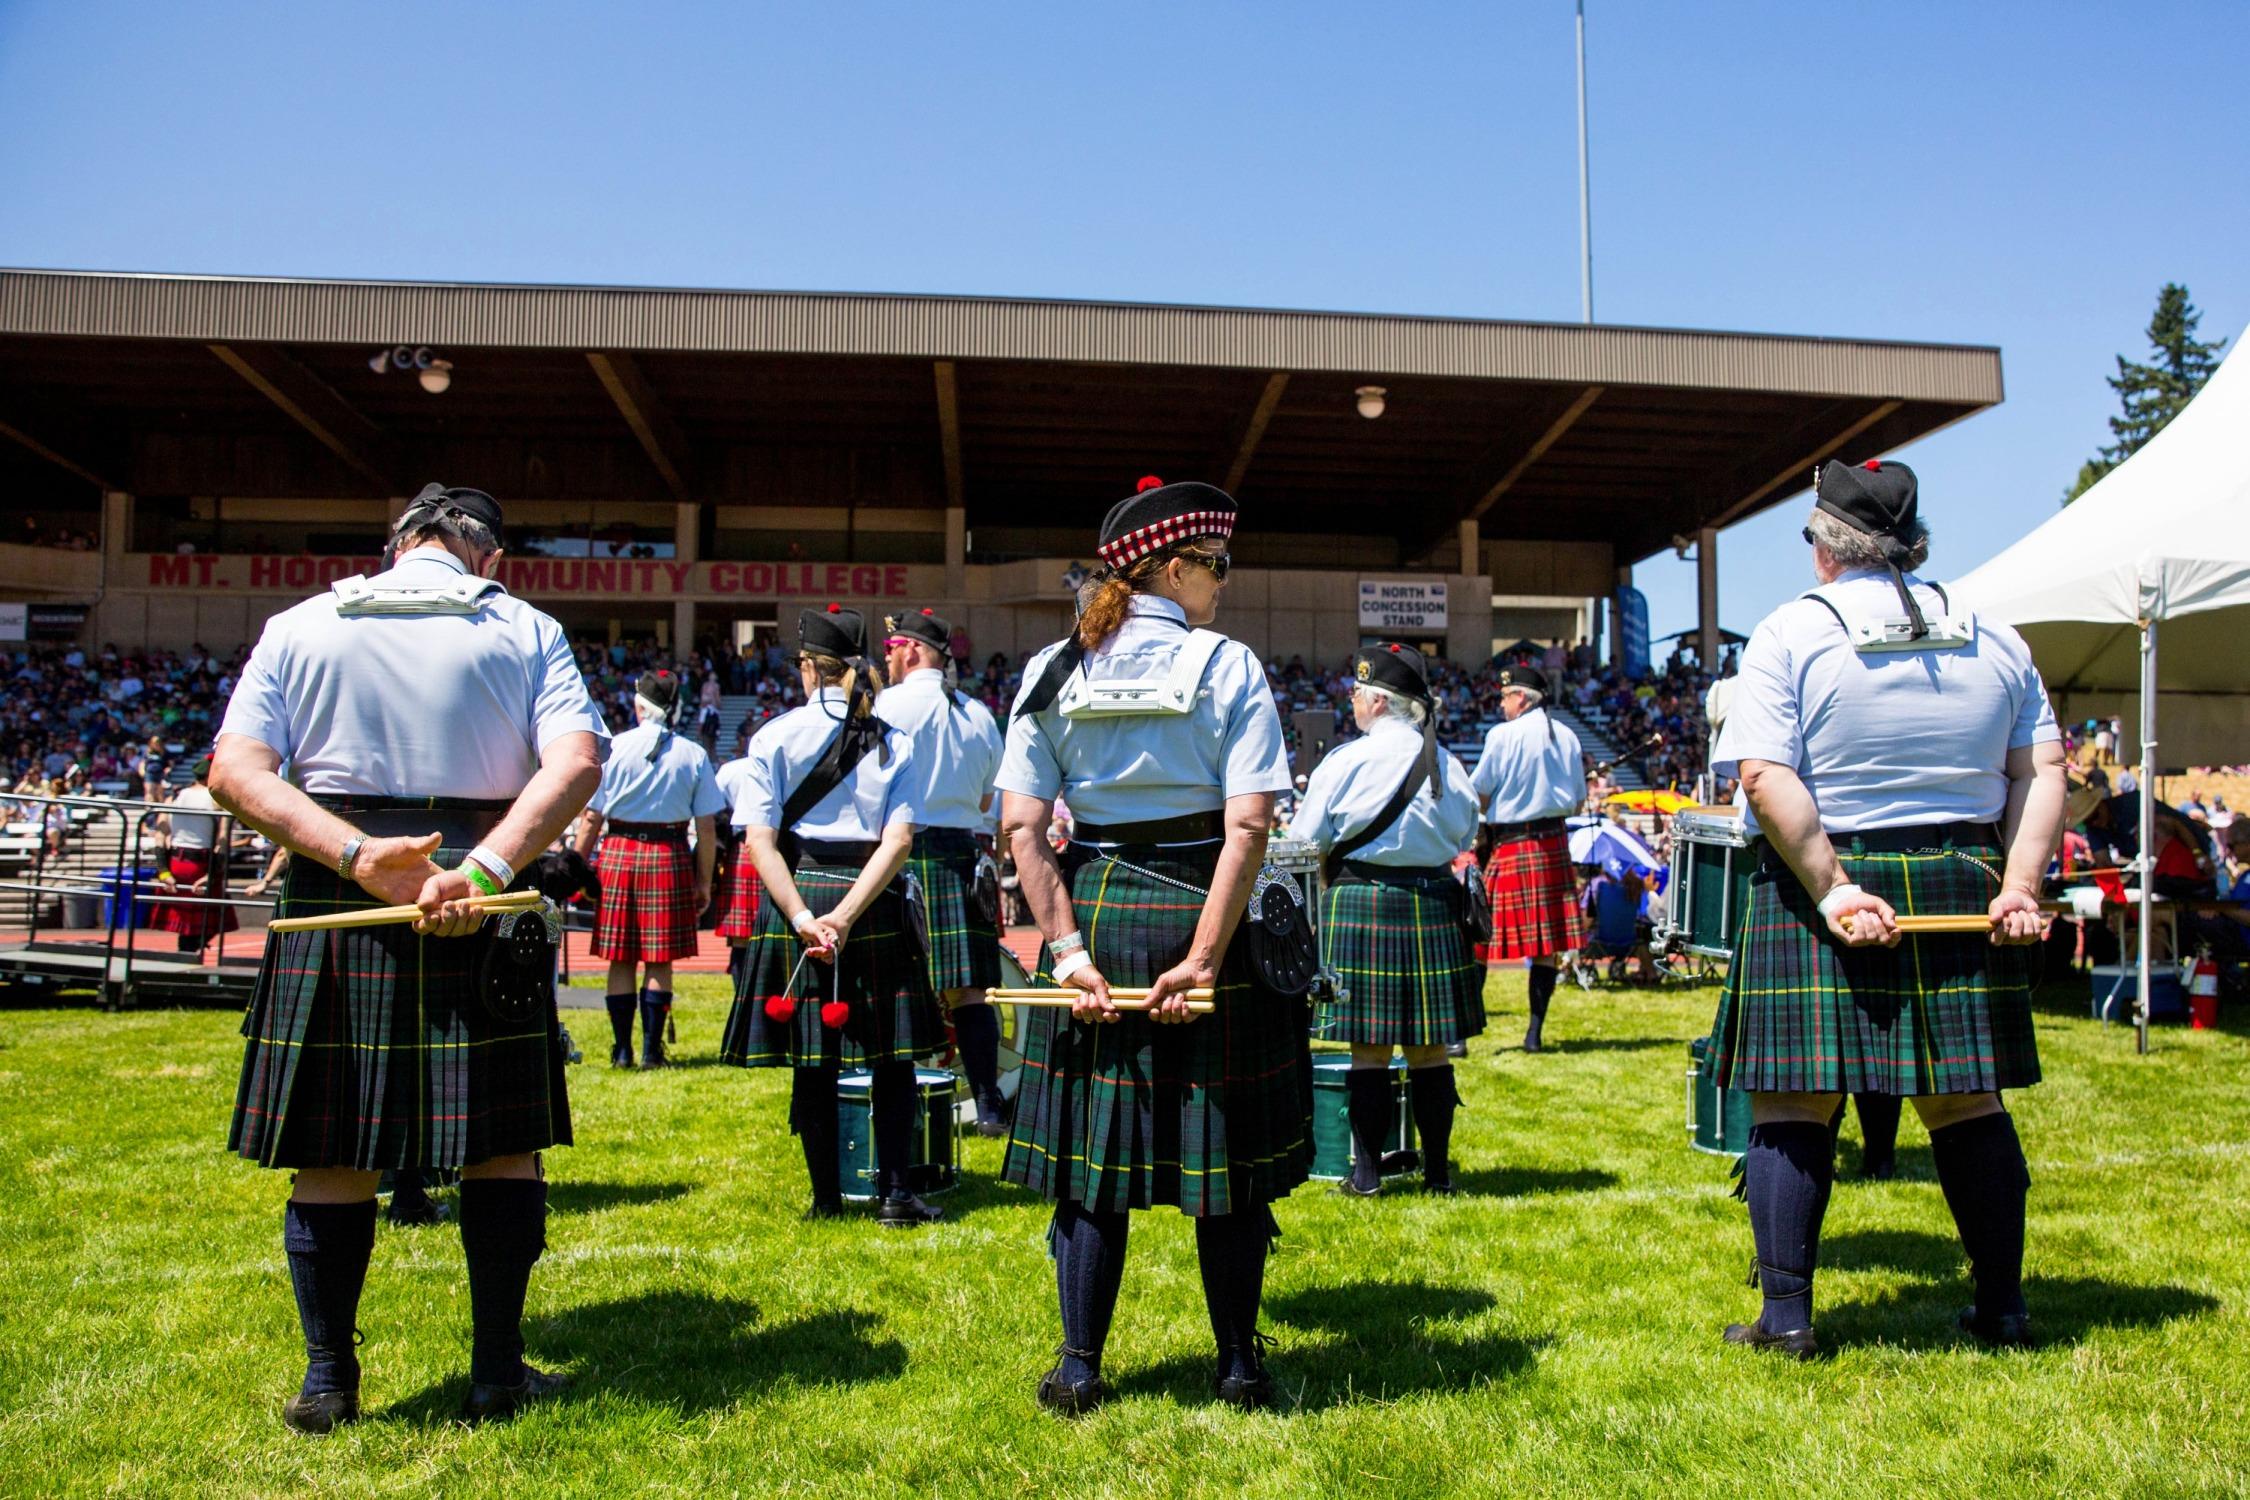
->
[2, 971, 2245, 1498]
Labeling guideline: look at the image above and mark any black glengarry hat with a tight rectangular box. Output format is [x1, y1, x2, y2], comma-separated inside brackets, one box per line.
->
[1815, 458, 1930, 637]
[1354, 642, 1433, 704]
[799, 602, 869, 659]
[882, 606, 949, 652]
[401, 482, 505, 536]
[1497, 663, 1551, 699]
[1097, 475, 1238, 568]
[635, 668, 679, 710]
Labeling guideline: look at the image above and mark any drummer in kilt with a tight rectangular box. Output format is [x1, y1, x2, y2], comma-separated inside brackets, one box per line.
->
[717, 605, 948, 1227]
[1289, 644, 1484, 1195]
[151, 754, 243, 953]
[997, 476, 1309, 1413]
[1706, 460, 2065, 1358]
[1469, 662, 1587, 1050]
[713, 723, 765, 976]
[574, 668, 726, 1067]
[209, 484, 608, 1429]
[875, 607, 1011, 1135]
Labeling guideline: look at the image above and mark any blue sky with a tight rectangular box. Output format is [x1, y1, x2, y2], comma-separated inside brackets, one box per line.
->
[2, 1, 2243, 640]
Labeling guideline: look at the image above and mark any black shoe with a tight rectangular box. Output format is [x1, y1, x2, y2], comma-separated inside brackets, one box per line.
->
[1215, 1333, 1278, 1410]
[876, 1192, 944, 1227]
[1332, 1175, 1381, 1198]
[281, 1389, 359, 1435]
[458, 1364, 571, 1425]
[974, 1119, 1010, 1139]
[609, 1044, 635, 1069]
[802, 1198, 846, 1221]
[1422, 1174, 1457, 1196]
[1036, 1352, 1109, 1416]
[1958, 1305, 2034, 1348]
[1522, 1027, 1544, 1053]
[1721, 1319, 1819, 1361]
[1444, 1041, 1469, 1059]
[386, 1195, 449, 1228]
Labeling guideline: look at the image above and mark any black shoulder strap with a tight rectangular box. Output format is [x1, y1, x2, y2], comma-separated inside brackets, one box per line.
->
[1014, 639, 1085, 717]
[1328, 745, 1434, 868]
[1801, 579, 1949, 630]
[780, 715, 887, 832]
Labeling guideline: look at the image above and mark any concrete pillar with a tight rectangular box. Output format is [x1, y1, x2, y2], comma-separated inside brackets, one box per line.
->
[673, 600, 697, 655]
[1696, 526, 1720, 671]
[1456, 517, 1480, 575]
[674, 501, 699, 564]
[945, 505, 967, 601]
[1611, 564, 1632, 670]
[101, 491, 131, 564]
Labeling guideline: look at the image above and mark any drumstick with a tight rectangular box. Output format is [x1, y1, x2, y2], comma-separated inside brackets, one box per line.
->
[988, 987, 1216, 1013]
[1845, 913, 2006, 937]
[268, 890, 543, 933]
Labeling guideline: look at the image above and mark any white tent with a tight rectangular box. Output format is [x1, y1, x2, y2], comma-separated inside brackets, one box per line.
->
[1954, 333, 2250, 1049]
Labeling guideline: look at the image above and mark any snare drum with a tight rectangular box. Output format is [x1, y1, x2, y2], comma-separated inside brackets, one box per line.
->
[1664, 808, 1754, 958]
[1308, 1055, 1419, 1181]
[958, 945, 1034, 1127]
[836, 1067, 960, 1202]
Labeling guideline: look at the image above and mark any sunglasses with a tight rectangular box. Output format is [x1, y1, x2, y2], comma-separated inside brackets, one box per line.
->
[1801, 526, 1817, 546]
[1181, 550, 1231, 581]
[882, 636, 919, 650]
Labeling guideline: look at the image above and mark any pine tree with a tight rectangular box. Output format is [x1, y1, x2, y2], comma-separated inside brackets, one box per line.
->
[2063, 283, 2228, 504]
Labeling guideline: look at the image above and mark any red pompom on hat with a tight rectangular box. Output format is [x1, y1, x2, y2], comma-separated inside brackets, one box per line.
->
[1137, 474, 1164, 492]
[919, 607, 934, 616]
[827, 601, 842, 613]
[763, 994, 798, 1023]
[819, 999, 851, 1029]
[1863, 459, 1883, 471]
[1099, 477, 1238, 568]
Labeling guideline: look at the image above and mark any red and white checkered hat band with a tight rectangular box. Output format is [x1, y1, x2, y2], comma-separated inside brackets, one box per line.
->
[1097, 509, 1235, 567]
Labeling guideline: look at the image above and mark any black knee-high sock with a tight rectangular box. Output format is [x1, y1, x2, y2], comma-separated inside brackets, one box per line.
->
[1743, 1120, 1835, 1333]
[953, 1004, 1004, 1117]
[1526, 965, 1556, 1045]
[868, 1060, 919, 1197]
[1343, 1068, 1389, 1192]
[1853, 1092, 1902, 1175]
[283, 1199, 377, 1396]
[639, 985, 670, 1065]
[1929, 1111, 2031, 1319]
[1051, 1200, 1129, 1384]
[604, 993, 635, 1056]
[1194, 1209, 1274, 1378]
[1409, 1064, 1459, 1185]
[458, 1178, 548, 1387]
[791, 1065, 842, 1204]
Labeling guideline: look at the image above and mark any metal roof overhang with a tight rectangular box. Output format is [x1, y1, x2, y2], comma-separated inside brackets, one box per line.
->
[0, 269, 2002, 563]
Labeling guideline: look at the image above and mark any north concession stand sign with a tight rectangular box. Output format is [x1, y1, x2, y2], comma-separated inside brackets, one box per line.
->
[1358, 579, 1448, 632]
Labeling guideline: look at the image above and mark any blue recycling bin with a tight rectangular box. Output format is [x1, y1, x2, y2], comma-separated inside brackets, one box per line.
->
[97, 866, 159, 929]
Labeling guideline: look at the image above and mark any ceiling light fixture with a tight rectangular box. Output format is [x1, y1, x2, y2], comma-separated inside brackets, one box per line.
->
[1355, 385, 1387, 419]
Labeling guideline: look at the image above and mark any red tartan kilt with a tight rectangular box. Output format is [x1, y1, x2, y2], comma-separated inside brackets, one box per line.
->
[1479, 830, 1584, 962]
[592, 832, 700, 962]
[716, 855, 763, 939]
[151, 851, 241, 938]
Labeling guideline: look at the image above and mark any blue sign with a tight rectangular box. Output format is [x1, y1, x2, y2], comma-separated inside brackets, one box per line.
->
[1617, 586, 1650, 678]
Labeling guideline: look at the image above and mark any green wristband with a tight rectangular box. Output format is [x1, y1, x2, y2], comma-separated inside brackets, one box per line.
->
[462, 862, 502, 898]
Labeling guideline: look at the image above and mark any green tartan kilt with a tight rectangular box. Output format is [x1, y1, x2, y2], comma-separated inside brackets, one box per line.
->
[905, 827, 1002, 992]
[1317, 867, 1486, 1046]
[228, 798, 571, 1171]
[1706, 840, 2041, 1095]
[718, 858, 945, 1069]
[1001, 844, 1315, 1217]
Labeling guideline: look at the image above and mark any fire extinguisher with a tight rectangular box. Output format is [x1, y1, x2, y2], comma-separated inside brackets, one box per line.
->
[2189, 952, 2220, 1030]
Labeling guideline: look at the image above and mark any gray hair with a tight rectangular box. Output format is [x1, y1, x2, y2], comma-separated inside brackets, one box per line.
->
[1356, 681, 1429, 725]
[392, 504, 499, 559]
[1807, 507, 1930, 573]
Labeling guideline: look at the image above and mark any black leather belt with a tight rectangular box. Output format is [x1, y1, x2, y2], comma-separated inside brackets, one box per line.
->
[795, 837, 880, 866]
[605, 819, 688, 840]
[1759, 820, 2002, 872]
[317, 795, 508, 846]
[1072, 811, 1224, 846]
[1337, 860, 1456, 887]
[1484, 816, 1566, 842]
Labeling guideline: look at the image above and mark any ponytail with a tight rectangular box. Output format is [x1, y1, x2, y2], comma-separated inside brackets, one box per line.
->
[1075, 549, 1189, 650]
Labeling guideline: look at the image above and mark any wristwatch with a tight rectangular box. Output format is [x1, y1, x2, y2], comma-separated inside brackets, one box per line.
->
[336, 834, 367, 881]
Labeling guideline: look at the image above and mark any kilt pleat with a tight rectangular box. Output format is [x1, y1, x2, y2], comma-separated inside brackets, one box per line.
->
[591, 831, 700, 962]
[1482, 831, 1584, 961]
[1001, 845, 1314, 1217]
[904, 827, 1001, 991]
[718, 859, 945, 1069]
[228, 807, 569, 1171]
[151, 851, 241, 939]
[715, 847, 764, 940]
[1318, 870, 1485, 1046]
[1706, 842, 2040, 1095]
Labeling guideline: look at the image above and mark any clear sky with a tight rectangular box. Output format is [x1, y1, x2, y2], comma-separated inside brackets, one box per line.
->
[2, 1, 2243, 641]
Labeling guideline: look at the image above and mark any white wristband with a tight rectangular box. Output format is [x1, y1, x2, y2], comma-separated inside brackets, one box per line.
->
[791, 909, 818, 934]
[1815, 883, 1864, 919]
[1051, 950, 1093, 984]
[1049, 929, 1085, 956]
[466, 845, 515, 889]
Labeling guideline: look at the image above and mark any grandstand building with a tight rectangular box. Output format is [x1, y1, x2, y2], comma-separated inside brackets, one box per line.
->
[0, 270, 2001, 666]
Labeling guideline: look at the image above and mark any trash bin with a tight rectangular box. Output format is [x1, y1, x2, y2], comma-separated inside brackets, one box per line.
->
[63, 892, 104, 928]
[97, 867, 159, 929]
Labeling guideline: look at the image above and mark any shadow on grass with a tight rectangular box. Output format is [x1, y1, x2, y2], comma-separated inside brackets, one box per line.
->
[1818, 1274, 2220, 1352]
[1116, 1280, 1545, 1411]
[1821, 1227, 1959, 1277]
[1449, 1165, 1619, 1198]
[1543, 1035, 1683, 1055]
[1832, 1143, 1933, 1183]
[380, 1294, 907, 1421]
[546, 1179, 695, 1216]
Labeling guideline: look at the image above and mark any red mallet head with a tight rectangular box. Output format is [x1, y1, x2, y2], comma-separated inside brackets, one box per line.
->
[763, 994, 798, 1023]
[820, 999, 851, 1029]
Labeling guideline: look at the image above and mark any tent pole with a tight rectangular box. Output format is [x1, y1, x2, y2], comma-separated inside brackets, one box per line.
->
[2136, 617, 2156, 1056]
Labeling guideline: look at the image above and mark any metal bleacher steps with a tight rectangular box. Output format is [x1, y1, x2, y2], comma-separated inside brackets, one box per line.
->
[1547, 704, 1649, 791]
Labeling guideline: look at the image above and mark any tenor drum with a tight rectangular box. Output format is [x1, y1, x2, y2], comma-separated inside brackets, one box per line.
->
[836, 1067, 960, 1202]
[1308, 1055, 1419, 1181]
[1665, 808, 1754, 958]
[1686, 1036, 1752, 1156]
